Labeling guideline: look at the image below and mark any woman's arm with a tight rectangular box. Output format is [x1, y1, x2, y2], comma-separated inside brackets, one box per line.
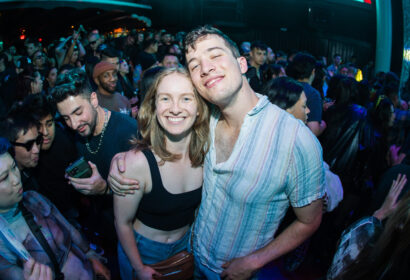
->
[114, 150, 160, 280]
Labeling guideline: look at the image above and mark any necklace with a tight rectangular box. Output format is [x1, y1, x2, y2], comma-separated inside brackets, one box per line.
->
[86, 108, 109, 155]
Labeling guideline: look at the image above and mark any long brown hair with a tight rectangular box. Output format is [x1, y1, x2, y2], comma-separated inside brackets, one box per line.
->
[133, 67, 210, 167]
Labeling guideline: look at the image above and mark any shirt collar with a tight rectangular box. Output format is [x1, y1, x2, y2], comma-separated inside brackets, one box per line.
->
[247, 93, 269, 116]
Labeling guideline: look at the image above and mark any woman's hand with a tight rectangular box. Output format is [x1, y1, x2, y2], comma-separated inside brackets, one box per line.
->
[23, 258, 52, 280]
[373, 173, 407, 220]
[135, 265, 161, 280]
[90, 258, 111, 280]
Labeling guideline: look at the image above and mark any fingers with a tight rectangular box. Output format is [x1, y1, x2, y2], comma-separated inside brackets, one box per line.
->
[23, 258, 35, 278]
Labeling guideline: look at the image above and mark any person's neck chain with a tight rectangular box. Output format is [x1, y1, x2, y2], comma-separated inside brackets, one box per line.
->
[86, 108, 109, 155]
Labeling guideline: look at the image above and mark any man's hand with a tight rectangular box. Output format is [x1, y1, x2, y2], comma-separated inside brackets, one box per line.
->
[68, 161, 107, 195]
[23, 258, 52, 280]
[220, 255, 259, 280]
[373, 173, 407, 220]
[108, 152, 139, 196]
[89, 258, 111, 280]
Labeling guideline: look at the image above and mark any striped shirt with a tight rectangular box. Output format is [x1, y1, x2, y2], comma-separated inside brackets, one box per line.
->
[192, 95, 326, 273]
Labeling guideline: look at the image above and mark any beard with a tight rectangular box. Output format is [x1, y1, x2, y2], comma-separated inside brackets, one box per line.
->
[82, 106, 98, 138]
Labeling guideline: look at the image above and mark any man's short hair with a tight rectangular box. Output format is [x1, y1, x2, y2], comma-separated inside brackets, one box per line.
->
[51, 69, 92, 104]
[183, 25, 240, 58]
[22, 94, 55, 121]
[101, 47, 120, 59]
[286, 52, 316, 80]
[159, 52, 178, 63]
[250, 41, 267, 51]
[0, 103, 38, 143]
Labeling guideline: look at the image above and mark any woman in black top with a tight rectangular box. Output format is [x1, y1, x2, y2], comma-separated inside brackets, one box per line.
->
[114, 67, 210, 280]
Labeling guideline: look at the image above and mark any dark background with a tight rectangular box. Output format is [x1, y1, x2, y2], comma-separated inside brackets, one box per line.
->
[0, 0, 403, 73]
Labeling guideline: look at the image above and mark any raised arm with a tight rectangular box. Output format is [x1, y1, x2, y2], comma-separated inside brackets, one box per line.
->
[113, 150, 160, 280]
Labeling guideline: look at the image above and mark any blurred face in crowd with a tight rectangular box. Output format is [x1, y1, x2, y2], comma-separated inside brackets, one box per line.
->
[286, 91, 310, 124]
[9, 46, 16, 56]
[46, 67, 58, 88]
[162, 54, 179, 68]
[119, 59, 130, 75]
[70, 50, 79, 65]
[161, 33, 172, 45]
[334, 55, 342, 66]
[13, 126, 41, 170]
[26, 43, 38, 57]
[38, 114, 55, 151]
[96, 69, 118, 94]
[88, 34, 100, 51]
[30, 72, 43, 94]
[250, 48, 267, 67]
[138, 33, 144, 43]
[33, 51, 46, 68]
[57, 94, 98, 137]
[267, 47, 275, 64]
[0, 153, 23, 212]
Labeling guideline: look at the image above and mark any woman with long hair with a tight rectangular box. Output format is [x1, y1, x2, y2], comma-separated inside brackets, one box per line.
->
[114, 67, 210, 280]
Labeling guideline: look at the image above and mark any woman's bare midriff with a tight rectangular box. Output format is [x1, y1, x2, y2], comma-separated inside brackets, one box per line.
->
[133, 218, 190, 244]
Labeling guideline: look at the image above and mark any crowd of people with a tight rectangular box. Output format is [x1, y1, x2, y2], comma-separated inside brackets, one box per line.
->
[0, 22, 409, 280]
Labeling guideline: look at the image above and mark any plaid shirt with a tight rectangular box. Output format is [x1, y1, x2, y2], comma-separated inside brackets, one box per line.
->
[193, 95, 326, 273]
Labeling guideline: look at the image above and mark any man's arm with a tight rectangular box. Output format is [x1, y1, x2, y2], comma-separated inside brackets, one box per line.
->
[221, 199, 323, 280]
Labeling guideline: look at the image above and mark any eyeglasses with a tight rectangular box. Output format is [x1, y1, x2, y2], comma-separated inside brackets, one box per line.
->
[12, 135, 43, 151]
[89, 40, 97, 45]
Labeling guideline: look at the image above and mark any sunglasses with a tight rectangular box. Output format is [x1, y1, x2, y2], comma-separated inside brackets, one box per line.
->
[12, 135, 43, 151]
[89, 40, 98, 45]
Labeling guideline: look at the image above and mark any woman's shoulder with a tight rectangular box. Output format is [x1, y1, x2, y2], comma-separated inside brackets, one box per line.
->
[124, 149, 151, 179]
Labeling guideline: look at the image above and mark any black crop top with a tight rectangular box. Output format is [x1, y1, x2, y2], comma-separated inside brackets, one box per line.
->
[135, 149, 202, 231]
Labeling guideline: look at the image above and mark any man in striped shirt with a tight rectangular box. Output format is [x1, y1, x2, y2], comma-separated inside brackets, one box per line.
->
[184, 26, 325, 280]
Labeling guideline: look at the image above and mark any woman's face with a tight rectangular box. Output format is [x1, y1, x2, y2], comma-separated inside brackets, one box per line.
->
[155, 73, 199, 138]
[0, 153, 23, 213]
[286, 91, 310, 124]
[30, 73, 43, 94]
[71, 50, 79, 64]
[47, 68, 58, 88]
[119, 60, 129, 75]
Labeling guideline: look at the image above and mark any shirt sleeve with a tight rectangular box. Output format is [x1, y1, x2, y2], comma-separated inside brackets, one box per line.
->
[286, 125, 326, 207]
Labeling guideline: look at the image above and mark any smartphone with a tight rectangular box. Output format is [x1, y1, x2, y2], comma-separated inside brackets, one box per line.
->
[65, 157, 92, 178]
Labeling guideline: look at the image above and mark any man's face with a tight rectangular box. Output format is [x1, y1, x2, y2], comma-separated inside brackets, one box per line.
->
[88, 34, 100, 51]
[103, 57, 120, 70]
[96, 70, 118, 94]
[334, 56, 342, 65]
[26, 43, 38, 57]
[38, 114, 55, 151]
[57, 95, 98, 137]
[162, 55, 179, 68]
[33, 51, 46, 67]
[250, 48, 267, 66]
[161, 34, 172, 45]
[14, 126, 41, 169]
[186, 35, 248, 107]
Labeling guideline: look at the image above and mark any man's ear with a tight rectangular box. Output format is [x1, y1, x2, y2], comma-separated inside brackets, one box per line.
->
[90, 92, 99, 108]
[237, 56, 248, 74]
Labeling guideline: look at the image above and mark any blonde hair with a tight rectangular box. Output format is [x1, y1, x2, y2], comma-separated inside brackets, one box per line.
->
[134, 67, 210, 167]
